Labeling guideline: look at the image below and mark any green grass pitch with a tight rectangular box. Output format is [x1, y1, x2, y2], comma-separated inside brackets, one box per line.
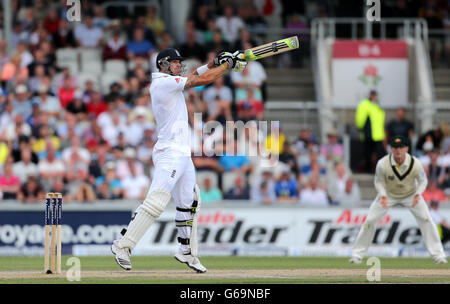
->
[0, 256, 449, 284]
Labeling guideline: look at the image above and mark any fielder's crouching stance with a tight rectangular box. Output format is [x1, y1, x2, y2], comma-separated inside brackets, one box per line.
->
[349, 135, 448, 264]
[111, 48, 247, 272]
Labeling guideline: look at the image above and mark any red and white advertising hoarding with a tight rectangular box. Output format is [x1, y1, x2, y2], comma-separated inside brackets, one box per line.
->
[332, 40, 409, 108]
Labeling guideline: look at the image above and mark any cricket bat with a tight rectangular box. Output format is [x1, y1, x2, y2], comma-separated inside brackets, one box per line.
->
[243, 36, 299, 61]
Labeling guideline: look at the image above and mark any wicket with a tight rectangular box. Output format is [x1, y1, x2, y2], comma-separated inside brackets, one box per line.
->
[44, 192, 62, 274]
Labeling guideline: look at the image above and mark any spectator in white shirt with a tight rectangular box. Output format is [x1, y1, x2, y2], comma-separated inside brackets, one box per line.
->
[74, 15, 104, 48]
[38, 142, 65, 191]
[299, 175, 329, 206]
[62, 135, 91, 166]
[215, 4, 246, 43]
[121, 159, 150, 200]
[13, 147, 38, 183]
[32, 84, 61, 119]
[116, 147, 145, 181]
[101, 111, 127, 147]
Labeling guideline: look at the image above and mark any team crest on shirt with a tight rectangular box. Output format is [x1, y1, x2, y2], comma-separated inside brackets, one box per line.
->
[175, 78, 180, 83]
[388, 175, 395, 181]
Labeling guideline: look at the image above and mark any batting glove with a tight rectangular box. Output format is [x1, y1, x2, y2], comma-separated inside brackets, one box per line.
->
[213, 52, 234, 67]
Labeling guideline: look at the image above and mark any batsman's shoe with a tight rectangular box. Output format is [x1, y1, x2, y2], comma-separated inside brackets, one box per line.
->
[434, 257, 448, 264]
[111, 240, 132, 270]
[174, 253, 207, 273]
[348, 256, 362, 264]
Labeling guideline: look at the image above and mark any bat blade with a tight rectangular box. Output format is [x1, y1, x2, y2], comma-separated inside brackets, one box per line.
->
[244, 36, 299, 61]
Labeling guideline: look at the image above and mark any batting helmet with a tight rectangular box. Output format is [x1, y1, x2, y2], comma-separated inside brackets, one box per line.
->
[156, 48, 185, 73]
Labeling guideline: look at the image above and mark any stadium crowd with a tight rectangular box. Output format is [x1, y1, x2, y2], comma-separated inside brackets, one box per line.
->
[0, 0, 448, 206]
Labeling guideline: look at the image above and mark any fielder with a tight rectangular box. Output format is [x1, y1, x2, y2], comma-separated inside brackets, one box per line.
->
[349, 135, 448, 264]
[111, 48, 247, 272]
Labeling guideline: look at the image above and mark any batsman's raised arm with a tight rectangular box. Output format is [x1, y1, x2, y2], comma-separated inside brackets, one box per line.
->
[185, 51, 247, 89]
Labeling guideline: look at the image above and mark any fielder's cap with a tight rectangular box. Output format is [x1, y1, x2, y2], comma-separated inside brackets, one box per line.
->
[390, 135, 408, 148]
[15, 84, 28, 94]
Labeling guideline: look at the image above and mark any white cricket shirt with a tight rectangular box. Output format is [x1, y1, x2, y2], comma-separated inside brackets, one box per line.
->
[374, 153, 428, 199]
[150, 72, 191, 156]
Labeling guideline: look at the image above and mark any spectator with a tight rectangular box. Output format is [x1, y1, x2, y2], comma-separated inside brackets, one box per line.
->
[293, 126, 317, 155]
[275, 167, 298, 203]
[12, 147, 39, 183]
[58, 76, 76, 108]
[200, 177, 223, 203]
[236, 89, 264, 121]
[17, 175, 45, 203]
[416, 123, 446, 154]
[250, 167, 276, 203]
[224, 175, 250, 200]
[137, 127, 156, 167]
[44, 8, 60, 35]
[145, 5, 166, 39]
[334, 177, 361, 206]
[11, 135, 39, 164]
[56, 112, 83, 146]
[355, 89, 386, 173]
[233, 27, 258, 51]
[28, 64, 48, 94]
[178, 28, 207, 62]
[203, 19, 217, 45]
[116, 147, 145, 181]
[215, 4, 246, 44]
[0, 160, 21, 199]
[422, 149, 447, 188]
[219, 140, 251, 173]
[66, 90, 88, 121]
[386, 107, 414, 151]
[37, 141, 65, 191]
[429, 200, 450, 244]
[121, 160, 150, 200]
[299, 151, 327, 185]
[102, 30, 127, 61]
[320, 128, 344, 164]
[92, 4, 110, 30]
[33, 84, 61, 119]
[12, 84, 32, 118]
[127, 28, 155, 60]
[279, 140, 299, 175]
[62, 136, 90, 166]
[205, 28, 230, 54]
[49, 177, 71, 201]
[423, 180, 447, 203]
[86, 91, 108, 118]
[264, 122, 286, 156]
[3, 114, 32, 143]
[74, 15, 104, 48]
[52, 19, 76, 49]
[32, 123, 60, 159]
[126, 107, 155, 147]
[0, 101, 14, 136]
[101, 111, 127, 147]
[299, 175, 329, 206]
[230, 45, 266, 104]
[203, 77, 233, 115]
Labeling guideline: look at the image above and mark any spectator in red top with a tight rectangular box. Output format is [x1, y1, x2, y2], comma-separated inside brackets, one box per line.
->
[423, 180, 447, 203]
[86, 91, 108, 118]
[44, 8, 60, 35]
[0, 160, 21, 200]
[103, 30, 127, 61]
[58, 76, 76, 108]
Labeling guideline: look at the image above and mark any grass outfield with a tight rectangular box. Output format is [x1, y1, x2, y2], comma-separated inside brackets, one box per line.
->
[0, 256, 449, 284]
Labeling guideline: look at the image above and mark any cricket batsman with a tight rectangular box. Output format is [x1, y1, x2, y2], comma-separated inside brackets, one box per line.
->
[111, 48, 247, 272]
[349, 135, 448, 264]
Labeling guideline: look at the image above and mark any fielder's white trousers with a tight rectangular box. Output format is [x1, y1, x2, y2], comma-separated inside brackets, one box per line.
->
[352, 193, 446, 260]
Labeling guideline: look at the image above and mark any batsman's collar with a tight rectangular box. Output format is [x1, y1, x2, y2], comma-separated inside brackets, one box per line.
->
[390, 135, 408, 148]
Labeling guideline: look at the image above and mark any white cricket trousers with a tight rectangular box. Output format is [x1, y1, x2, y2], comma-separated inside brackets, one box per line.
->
[133, 149, 197, 252]
[352, 194, 446, 260]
